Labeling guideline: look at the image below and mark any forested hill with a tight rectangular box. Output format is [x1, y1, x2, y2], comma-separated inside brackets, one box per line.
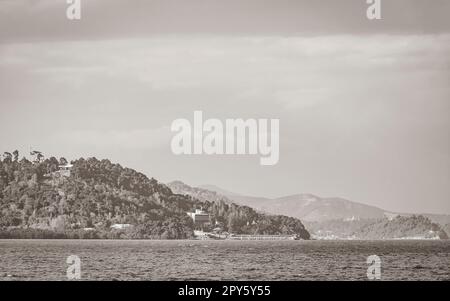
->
[0, 152, 310, 239]
[305, 215, 448, 240]
[354, 215, 448, 240]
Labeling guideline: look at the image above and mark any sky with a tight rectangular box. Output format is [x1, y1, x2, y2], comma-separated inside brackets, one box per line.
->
[0, 0, 449, 214]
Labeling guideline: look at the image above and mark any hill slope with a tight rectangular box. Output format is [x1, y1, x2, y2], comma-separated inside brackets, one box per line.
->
[201, 184, 450, 225]
[170, 181, 233, 204]
[0, 155, 310, 239]
[0, 157, 196, 239]
[168, 181, 310, 239]
[354, 215, 448, 240]
[198, 186, 387, 222]
[196, 184, 449, 240]
[305, 216, 448, 240]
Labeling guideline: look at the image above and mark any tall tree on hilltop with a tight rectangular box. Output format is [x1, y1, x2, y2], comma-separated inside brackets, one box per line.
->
[3, 152, 12, 162]
[13, 150, 19, 162]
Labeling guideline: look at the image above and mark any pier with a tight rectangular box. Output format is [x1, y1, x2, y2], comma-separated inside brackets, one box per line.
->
[227, 234, 298, 241]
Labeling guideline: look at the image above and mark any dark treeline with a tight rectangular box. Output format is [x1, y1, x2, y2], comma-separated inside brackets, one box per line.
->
[0, 150, 310, 239]
[305, 215, 448, 240]
[355, 215, 448, 240]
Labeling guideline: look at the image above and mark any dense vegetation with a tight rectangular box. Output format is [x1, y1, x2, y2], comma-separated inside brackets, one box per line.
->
[355, 215, 448, 239]
[168, 181, 310, 237]
[0, 152, 195, 239]
[444, 224, 450, 236]
[203, 200, 310, 237]
[304, 219, 375, 239]
[305, 215, 448, 240]
[0, 151, 310, 239]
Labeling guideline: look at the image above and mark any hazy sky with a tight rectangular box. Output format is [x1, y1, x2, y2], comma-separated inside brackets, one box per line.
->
[1, 0, 449, 214]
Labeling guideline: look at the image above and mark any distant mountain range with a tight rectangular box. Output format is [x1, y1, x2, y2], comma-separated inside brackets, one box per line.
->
[168, 181, 450, 239]
[197, 184, 450, 225]
[210, 192, 387, 222]
[3, 151, 446, 241]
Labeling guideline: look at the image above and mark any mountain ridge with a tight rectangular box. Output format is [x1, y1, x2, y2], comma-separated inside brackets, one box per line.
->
[198, 183, 450, 225]
[170, 182, 449, 240]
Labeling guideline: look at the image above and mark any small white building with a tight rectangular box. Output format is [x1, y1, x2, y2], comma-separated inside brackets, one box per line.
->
[110, 224, 132, 230]
[58, 163, 73, 177]
[187, 209, 210, 227]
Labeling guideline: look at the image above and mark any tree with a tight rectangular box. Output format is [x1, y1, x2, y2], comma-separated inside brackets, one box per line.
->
[13, 150, 19, 162]
[3, 152, 12, 162]
[30, 150, 44, 163]
[227, 215, 239, 234]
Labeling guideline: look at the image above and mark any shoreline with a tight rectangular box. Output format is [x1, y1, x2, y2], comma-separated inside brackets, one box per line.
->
[0, 238, 447, 242]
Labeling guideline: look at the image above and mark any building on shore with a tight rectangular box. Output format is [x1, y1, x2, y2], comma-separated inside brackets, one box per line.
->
[227, 234, 299, 240]
[187, 209, 211, 229]
[58, 163, 73, 177]
[110, 224, 132, 230]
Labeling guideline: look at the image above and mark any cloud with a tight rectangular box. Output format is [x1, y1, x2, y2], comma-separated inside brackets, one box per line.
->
[53, 127, 172, 151]
[1, 0, 450, 43]
[1, 34, 449, 110]
[0, 34, 449, 214]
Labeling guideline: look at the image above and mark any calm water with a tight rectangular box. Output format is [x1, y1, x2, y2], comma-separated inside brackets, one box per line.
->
[0, 240, 449, 281]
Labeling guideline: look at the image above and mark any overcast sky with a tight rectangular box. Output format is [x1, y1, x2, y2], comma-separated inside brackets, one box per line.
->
[0, 0, 449, 214]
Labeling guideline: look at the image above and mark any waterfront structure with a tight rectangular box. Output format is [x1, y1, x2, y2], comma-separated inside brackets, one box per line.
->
[187, 209, 211, 229]
[110, 224, 132, 230]
[227, 234, 299, 240]
[58, 163, 73, 177]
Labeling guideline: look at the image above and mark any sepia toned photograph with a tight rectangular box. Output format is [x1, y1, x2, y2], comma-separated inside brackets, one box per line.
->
[0, 0, 449, 289]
